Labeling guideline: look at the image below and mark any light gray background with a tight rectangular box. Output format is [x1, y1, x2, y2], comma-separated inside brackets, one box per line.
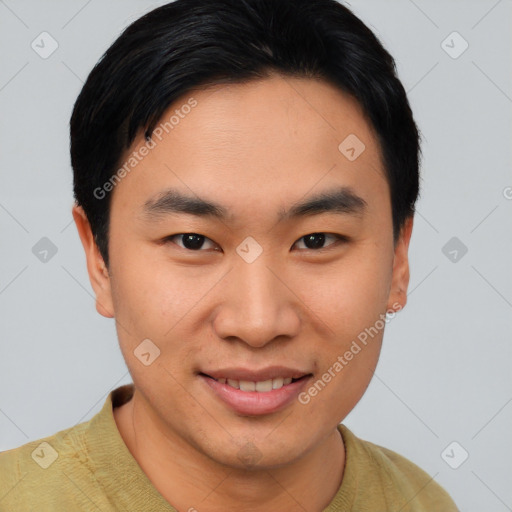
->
[1, 1, 511, 510]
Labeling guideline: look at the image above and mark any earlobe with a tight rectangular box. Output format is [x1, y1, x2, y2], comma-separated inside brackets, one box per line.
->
[71, 203, 115, 318]
[386, 216, 414, 313]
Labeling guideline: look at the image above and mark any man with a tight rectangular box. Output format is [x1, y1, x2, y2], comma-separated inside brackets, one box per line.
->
[0, 0, 458, 510]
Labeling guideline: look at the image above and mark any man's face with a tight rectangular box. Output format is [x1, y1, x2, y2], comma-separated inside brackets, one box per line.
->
[77, 74, 411, 469]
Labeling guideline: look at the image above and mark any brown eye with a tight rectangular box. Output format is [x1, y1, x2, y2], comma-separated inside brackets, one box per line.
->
[166, 233, 217, 251]
[293, 233, 347, 250]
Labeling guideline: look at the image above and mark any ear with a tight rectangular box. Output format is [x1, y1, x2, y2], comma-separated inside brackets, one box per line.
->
[386, 216, 414, 313]
[71, 203, 114, 318]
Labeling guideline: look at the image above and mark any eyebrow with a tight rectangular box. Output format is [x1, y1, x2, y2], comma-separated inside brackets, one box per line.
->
[140, 186, 367, 222]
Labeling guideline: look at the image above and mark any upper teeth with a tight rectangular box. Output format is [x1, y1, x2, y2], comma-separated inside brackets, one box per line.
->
[216, 377, 293, 391]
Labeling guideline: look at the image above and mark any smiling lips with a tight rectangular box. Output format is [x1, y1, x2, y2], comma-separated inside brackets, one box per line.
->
[215, 376, 294, 392]
[200, 366, 312, 415]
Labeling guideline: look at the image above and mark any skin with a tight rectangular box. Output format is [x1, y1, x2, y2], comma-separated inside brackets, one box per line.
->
[73, 73, 413, 512]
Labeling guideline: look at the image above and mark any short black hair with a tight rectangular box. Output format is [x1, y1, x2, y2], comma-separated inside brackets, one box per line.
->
[71, 0, 421, 269]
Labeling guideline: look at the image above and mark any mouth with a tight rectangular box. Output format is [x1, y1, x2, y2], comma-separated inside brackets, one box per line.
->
[199, 374, 309, 392]
[198, 369, 313, 416]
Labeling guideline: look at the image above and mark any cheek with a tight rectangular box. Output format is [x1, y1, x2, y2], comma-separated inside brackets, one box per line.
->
[300, 342, 381, 424]
[298, 291, 385, 422]
[299, 248, 392, 419]
[297, 250, 393, 338]
[109, 246, 225, 344]
[109, 259, 210, 388]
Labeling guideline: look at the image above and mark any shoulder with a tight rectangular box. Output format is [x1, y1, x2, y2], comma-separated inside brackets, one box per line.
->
[0, 420, 94, 510]
[339, 425, 459, 511]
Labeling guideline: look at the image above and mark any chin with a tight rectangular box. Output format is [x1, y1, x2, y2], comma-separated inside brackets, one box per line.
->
[198, 433, 305, 471]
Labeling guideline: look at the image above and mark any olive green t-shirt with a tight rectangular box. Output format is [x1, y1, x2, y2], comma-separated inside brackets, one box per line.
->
[0, 384, 458, 511]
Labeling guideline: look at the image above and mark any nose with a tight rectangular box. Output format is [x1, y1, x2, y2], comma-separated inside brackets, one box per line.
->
[212, 253, 301, 348]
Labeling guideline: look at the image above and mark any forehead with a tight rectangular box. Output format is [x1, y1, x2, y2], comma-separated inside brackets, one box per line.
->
[110, 74, 388, 223]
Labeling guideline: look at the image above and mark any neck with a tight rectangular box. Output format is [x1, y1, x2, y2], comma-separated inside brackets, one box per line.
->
[113, 389, 345, 512]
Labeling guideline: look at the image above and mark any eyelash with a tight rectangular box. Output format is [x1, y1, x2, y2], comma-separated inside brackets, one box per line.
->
[163, 232, 349, 252]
